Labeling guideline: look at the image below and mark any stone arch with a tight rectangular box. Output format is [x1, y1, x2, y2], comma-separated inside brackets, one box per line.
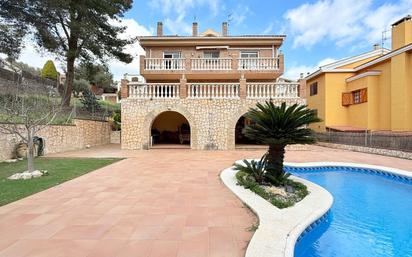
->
[142, 106, 198, 149]
[227, 106, 253, 150]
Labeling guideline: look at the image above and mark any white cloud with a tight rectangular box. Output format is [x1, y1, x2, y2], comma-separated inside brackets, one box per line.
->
[229, 5, 252, 26]
[150, 0, 221, 35]
[108, 18, 152, 80]
[284, 0, 412, 48]
[262, 22, 274, 34]
[12, 18, 151, 81]
[284, 58, 337, 79]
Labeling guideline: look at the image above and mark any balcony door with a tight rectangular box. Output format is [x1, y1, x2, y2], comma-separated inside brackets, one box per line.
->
[203, 51, 220, 68]
[240, 51, 259, 70]
[163, 52, 181, 70]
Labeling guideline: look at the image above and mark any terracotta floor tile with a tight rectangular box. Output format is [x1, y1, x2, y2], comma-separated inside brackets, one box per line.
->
[0, 145, 410, 256]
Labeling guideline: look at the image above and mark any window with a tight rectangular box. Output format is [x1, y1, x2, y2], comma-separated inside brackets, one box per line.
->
[353, 90, 361, 104]
[163, 52, 181, 69]
[163, 52, 181, 59]
[240, 51, 259, 58]
[342, 88, 367, 106]
[310, 82, 318, 96]
[203, 51, 220, 58]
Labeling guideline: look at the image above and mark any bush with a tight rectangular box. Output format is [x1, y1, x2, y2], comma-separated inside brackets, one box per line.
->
[234, 155, 268, 184]
[41, 60, 58, 80]
[80, 90, 101, 113]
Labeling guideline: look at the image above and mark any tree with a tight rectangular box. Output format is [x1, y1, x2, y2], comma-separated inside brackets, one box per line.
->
[41, 60, 59, 80]
[0, 78, 62, 173]
[0, 0, 135, 106]
[75, 62, 115, 93]
[243, 102, 320, 185]
[73, 78, 90, 97]
[0, 22, 26, 60]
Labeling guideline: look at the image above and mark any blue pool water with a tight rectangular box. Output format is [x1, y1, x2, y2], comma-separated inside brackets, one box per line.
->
[289, 167, 412, 257]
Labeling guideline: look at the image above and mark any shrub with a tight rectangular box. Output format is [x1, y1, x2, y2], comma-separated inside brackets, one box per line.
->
[234, 155, 268, 183]
[80, 90, 101, 113]
[41, 60, 58, 80]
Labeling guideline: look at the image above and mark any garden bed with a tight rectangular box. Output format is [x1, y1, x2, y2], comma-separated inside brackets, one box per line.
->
[236, 170, 308, 209]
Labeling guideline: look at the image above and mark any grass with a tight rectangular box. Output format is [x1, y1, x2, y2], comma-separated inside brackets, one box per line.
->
[0, 157, 122, 206]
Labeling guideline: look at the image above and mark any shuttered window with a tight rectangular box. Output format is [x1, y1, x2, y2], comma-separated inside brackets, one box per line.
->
[342, 88, 367, 106]
[342, 92, 352, 106]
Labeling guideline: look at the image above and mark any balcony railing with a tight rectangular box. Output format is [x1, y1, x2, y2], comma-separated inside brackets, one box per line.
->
[238, 57, 279, 70]
[191, 58, 232, 70]
[188, 83, 240, 99]
[144, 58, 185, 70]
[246, 83, 299, 99]
[129, 83, 180, 99]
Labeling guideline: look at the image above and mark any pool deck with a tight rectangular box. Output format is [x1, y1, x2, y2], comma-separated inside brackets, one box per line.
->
[0, 144, 411, 257]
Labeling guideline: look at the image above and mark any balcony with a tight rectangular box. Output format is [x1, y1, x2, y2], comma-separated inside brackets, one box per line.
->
[126, 81, 300, 100]
[141, 56, 283, 80]
[144, 58, 185, 70]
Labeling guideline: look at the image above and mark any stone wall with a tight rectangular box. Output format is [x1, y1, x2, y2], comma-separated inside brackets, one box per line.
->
[121, 98, 305, 150]
[318, 142, 412, 160]
[0, 119, 111, 161]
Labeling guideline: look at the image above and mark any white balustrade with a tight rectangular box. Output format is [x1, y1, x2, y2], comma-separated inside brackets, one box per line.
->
[188, 83, 240, 99]
[144, 58, 185, 70]
[238, 57, 279, 70]
[129, 83, 180, 99]
[246, 83, 299, 99]
[191, 58, 232, 70]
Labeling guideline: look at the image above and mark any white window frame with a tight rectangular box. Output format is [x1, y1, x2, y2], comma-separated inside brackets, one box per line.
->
[240, 51, 259, 58]
[163, 51, 181, 59]
[203, 50, 220, 58]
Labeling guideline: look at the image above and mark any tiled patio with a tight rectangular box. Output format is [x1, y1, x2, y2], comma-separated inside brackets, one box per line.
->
[0, 144, 411, 257]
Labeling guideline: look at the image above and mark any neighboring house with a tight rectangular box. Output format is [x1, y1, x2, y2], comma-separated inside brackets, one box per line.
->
[305, 15, 412, 132]
[120, 21, 305, 150]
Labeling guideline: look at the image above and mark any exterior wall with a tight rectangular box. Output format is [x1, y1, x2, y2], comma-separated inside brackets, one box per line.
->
[346, 77, 369, 129]
[324, 73, 354, 128]
[0, 119, 111, 161]
[121, 98, 305, 150]
[306, 75, 326, 132]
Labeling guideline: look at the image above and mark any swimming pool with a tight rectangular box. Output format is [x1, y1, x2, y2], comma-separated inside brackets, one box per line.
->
[286, 166, 412, 257]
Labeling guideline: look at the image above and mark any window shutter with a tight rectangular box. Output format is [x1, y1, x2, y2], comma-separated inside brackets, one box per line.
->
[360, 88, 368, 103]
[342, 92, 352, 106]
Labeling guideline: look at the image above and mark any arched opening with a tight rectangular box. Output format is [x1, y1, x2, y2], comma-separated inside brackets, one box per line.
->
[235, 115, 265, 148]
[150, 111, 191, 148]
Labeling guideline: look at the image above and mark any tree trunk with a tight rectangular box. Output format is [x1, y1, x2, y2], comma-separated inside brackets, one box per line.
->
[26, 128, 35, 172]
[62, 57, 75, 107]
[266, 144, 286, 183]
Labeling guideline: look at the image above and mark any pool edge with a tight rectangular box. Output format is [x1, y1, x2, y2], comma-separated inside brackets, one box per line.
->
[220, 164, 333, 257]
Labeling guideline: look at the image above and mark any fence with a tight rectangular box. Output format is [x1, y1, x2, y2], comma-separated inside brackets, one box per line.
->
[316, 131, 412, 152]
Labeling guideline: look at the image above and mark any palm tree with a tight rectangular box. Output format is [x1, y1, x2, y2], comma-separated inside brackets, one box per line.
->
[243, 101, 321, 185]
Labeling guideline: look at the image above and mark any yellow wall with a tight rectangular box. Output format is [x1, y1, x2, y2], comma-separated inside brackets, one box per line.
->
[346, 77, 369, 129]
[407, 52, 412, 129]
[152, 111, 189, 132]
[306, 75, 326, 131]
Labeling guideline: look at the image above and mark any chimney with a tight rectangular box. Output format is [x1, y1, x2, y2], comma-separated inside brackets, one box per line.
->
[222, 22, 228, 36]
[192, 22, 198, 36]
[157, 22, 163, 37]
[391, 15, 412, 50]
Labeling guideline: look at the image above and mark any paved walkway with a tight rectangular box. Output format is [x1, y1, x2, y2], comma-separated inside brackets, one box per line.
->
[0, 145, 411, 257]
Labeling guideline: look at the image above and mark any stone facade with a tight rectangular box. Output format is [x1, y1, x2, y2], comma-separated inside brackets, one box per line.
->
[121, 98, 305, 150]
[0, 119, 111, 161]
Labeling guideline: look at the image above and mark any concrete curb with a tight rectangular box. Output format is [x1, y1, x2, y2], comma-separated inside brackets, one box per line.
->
[221, 161, 412, 257]
[220, 163, 333, 257]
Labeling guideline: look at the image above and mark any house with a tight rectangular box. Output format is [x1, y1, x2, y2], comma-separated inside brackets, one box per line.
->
[305, 15, 412, 132]
[120, 22, 305, 150]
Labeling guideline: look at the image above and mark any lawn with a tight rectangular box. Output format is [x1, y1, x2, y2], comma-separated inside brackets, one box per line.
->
[0, 157, 121, 206]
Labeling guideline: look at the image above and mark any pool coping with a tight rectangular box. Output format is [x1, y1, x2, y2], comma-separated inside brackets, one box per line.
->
[220, 161, 412, 257]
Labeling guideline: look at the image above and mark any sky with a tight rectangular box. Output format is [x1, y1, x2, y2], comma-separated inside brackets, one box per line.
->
[11, 0, 412, 81]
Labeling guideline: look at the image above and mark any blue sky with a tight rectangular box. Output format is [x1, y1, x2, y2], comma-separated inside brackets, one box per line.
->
[15, 0, 412, 80]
